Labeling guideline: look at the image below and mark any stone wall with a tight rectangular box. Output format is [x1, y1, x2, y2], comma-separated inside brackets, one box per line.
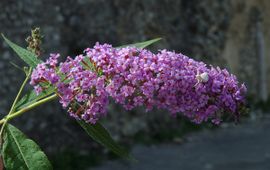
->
[222, 0, 270, 100]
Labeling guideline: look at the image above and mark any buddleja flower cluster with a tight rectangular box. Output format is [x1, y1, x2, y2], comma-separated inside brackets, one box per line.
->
[30, 43, 247, 124]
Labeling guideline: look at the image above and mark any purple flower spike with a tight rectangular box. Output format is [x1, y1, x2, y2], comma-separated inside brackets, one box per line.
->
[30, 44, 247, 124]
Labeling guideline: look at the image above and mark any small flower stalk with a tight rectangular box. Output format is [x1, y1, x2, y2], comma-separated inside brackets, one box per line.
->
[30, 43, 247, 124]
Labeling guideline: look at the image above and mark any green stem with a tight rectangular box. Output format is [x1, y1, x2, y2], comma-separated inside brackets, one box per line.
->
[0, 121, 6, 140]
[0, 94, 57, 125]
[0, 68, 33, 139]
[8, 68, 32, 115]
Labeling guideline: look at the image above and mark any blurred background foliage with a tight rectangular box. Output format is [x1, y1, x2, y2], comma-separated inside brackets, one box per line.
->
[0, 0, 270, 169]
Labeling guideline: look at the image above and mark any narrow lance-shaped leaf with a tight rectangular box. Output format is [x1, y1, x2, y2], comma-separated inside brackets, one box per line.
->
[9, 61, 25, 72]
[118, 38, 162, 48]
[2, 34, 42, 67]
[77, 120, 135, 161]
[14, 86, 55, 111]
[2, 124, 52, 170]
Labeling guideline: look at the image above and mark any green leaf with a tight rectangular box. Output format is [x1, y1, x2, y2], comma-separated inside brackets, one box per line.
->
[77, 120, 135, 160]
[2, 34, 42, 67]
[118, 38, 162, 48]
[14, 87, 55, 111]
[2, 124, 52, 170]
[81, 57, 104, 76]
[9, 62, 24, 72]
[80, 57, 95, 71]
